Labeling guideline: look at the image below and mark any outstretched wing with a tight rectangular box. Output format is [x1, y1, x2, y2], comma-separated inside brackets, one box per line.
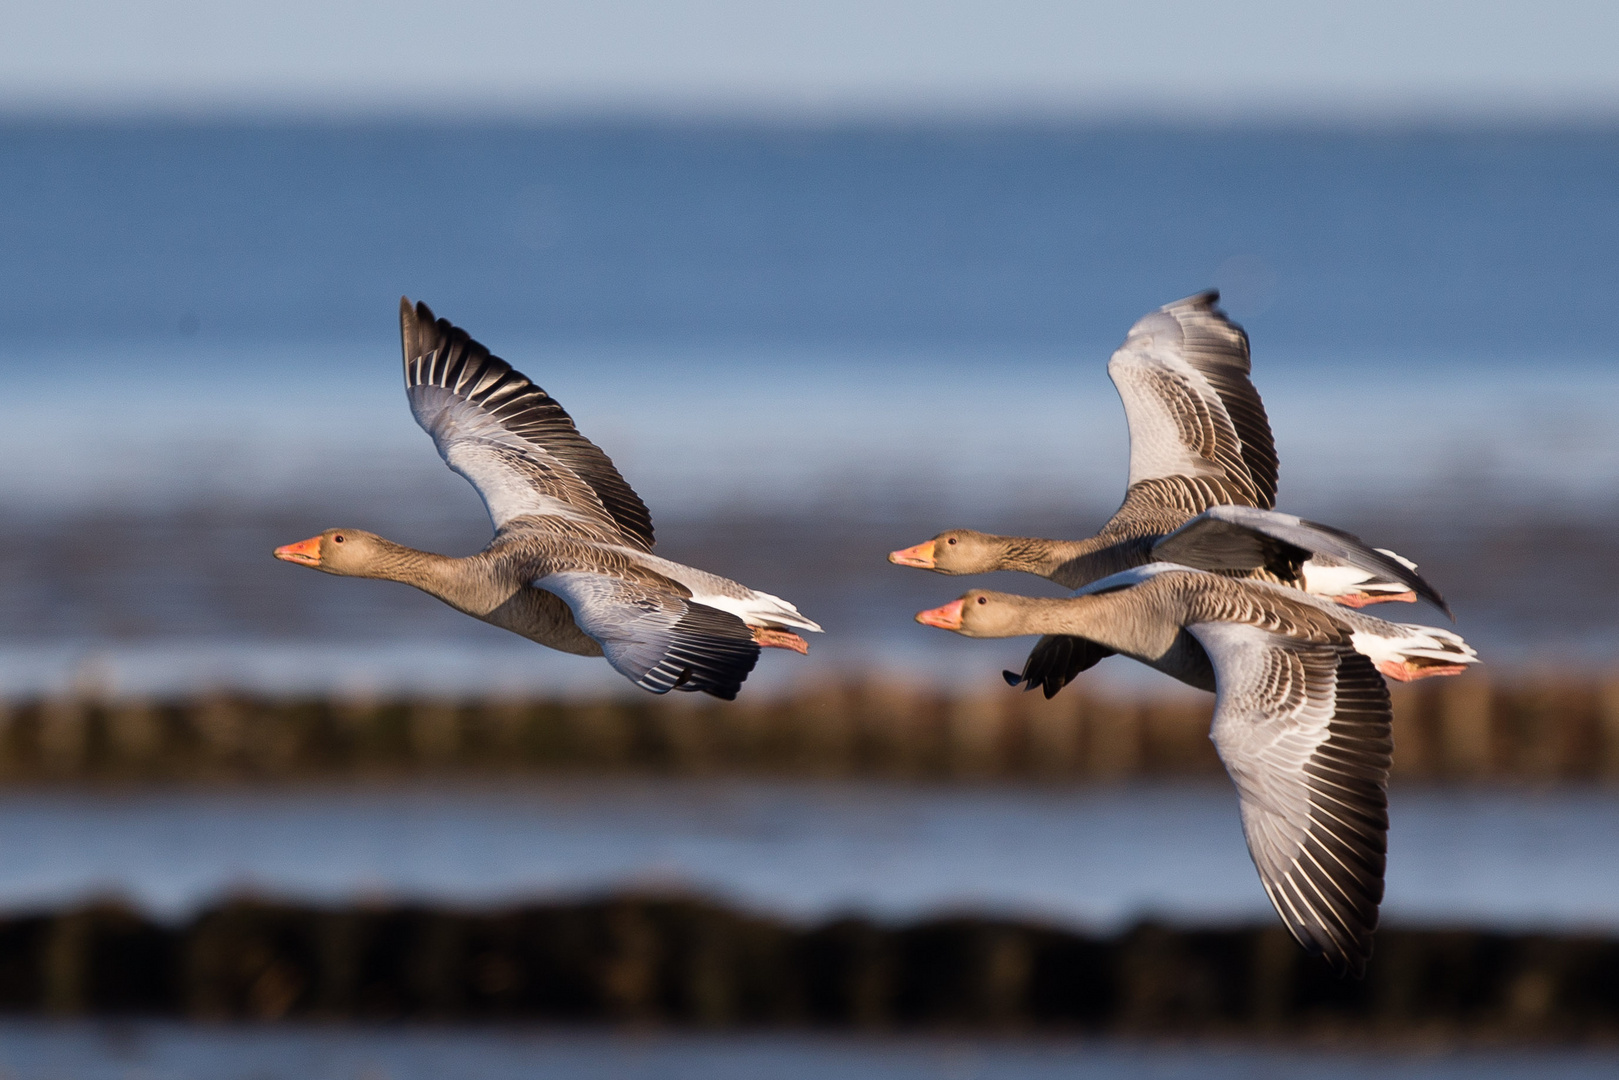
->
[1188, 620, 1391, 977]
[1152, 505, 1450, 618]
[1107, 292, 1279, 510]
[536, 571, 760, 700]
[401, 298, 656, 551]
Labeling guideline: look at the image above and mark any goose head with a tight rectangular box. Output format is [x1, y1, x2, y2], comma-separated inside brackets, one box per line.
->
[915, 590, 1034, 637]
[888, 529, 1006, 574]
[274, 528, 395, 577]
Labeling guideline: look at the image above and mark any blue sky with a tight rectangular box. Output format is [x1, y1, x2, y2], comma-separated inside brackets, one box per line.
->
[4, 0, 1619, 118]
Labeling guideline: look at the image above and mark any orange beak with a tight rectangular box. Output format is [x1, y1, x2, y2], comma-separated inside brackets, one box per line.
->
[274, 535, 323, 567]
[915, 599, 965, 630]
[888, 540, 937, 569]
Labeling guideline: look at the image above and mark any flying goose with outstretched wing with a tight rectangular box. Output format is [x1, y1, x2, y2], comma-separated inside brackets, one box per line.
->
[913, 564, 1479, 975]
[273, 299, 819, 700]
[889, 292, 1446, 697]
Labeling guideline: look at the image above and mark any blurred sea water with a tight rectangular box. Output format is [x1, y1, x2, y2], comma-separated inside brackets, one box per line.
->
[0, 780, 1614, 933]
[4, 1023, 1617, 1080]
[0, 1023, 1615, 1080]
[2, 120, 1618, 695]
[1, 122, 1618, 1071]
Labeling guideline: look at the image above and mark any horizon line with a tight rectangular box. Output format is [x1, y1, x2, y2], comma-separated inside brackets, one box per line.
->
[6, 92, 1619, 129]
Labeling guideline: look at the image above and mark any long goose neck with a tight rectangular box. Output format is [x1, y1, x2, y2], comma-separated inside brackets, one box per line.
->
[996, 534, 1113, 583]
[1002, 588, 1183, 659]
[1044, 535, 1157, 590]
[1039, 479, 1231, 590]
[353, 540, 485, 607]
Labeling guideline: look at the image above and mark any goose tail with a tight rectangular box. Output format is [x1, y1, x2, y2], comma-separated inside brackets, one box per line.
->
[727, 590, 823, 634]
[1302, 548, 1426, 608]
[1351, 623, 1479, 682]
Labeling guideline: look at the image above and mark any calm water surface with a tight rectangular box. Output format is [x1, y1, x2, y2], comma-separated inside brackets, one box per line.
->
[0, 1023, 1613, 1080]
[0, 780, 1613, 931]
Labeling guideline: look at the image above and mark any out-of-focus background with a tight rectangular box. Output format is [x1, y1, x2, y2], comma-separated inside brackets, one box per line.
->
[4, 2, 1619, 1076]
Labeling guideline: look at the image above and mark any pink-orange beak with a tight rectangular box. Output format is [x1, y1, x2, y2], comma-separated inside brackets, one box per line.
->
[274, 535, 323, 567]
[915, 599, 964, 630]
[888, 540, 937, 569]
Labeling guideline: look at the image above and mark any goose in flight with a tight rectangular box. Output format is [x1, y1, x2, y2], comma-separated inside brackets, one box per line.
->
[914, 564, 1479, 974]
[274, 299, 820, 700]
[888, 292, 1444, 696]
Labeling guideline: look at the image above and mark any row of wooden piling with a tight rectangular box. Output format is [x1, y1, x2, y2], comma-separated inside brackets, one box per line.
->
[0, 673, 1615, 781]
[3, 896, 1618, 1038]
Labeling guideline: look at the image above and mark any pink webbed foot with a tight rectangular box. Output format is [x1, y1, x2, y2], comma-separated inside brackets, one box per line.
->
[1335, 590, 1417, 609]
[1376, 659, 1470, 682]
[751, 627, 809, 654]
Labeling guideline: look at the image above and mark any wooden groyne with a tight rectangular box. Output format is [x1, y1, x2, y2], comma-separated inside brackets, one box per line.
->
[1, 673, 1617, 782]
[3, 895, 1618, 1038]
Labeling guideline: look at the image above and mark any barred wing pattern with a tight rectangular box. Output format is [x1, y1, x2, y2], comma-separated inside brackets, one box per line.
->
[536, 571, 760, 700]
[401, 298, 656, 550]
[1107, 292, 1279, 510]
[1189, 620, 1392, 977]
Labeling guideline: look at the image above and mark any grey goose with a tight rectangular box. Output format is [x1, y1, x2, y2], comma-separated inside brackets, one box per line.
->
[915, 564, 1480, 975]
[274, 299, 820, 700]
[888, 292, 1445, 697]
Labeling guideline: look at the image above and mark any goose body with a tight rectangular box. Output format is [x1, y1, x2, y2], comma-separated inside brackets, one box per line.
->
[915, 567, 1480, 975]
[888, 292, 1444, 695]
[274, 300, 819, 700]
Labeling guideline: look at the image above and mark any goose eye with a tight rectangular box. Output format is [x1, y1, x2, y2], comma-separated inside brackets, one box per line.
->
[333, 535, 345, 543]
[976, 596, 987, 605]
[946, 538, 957, 545]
